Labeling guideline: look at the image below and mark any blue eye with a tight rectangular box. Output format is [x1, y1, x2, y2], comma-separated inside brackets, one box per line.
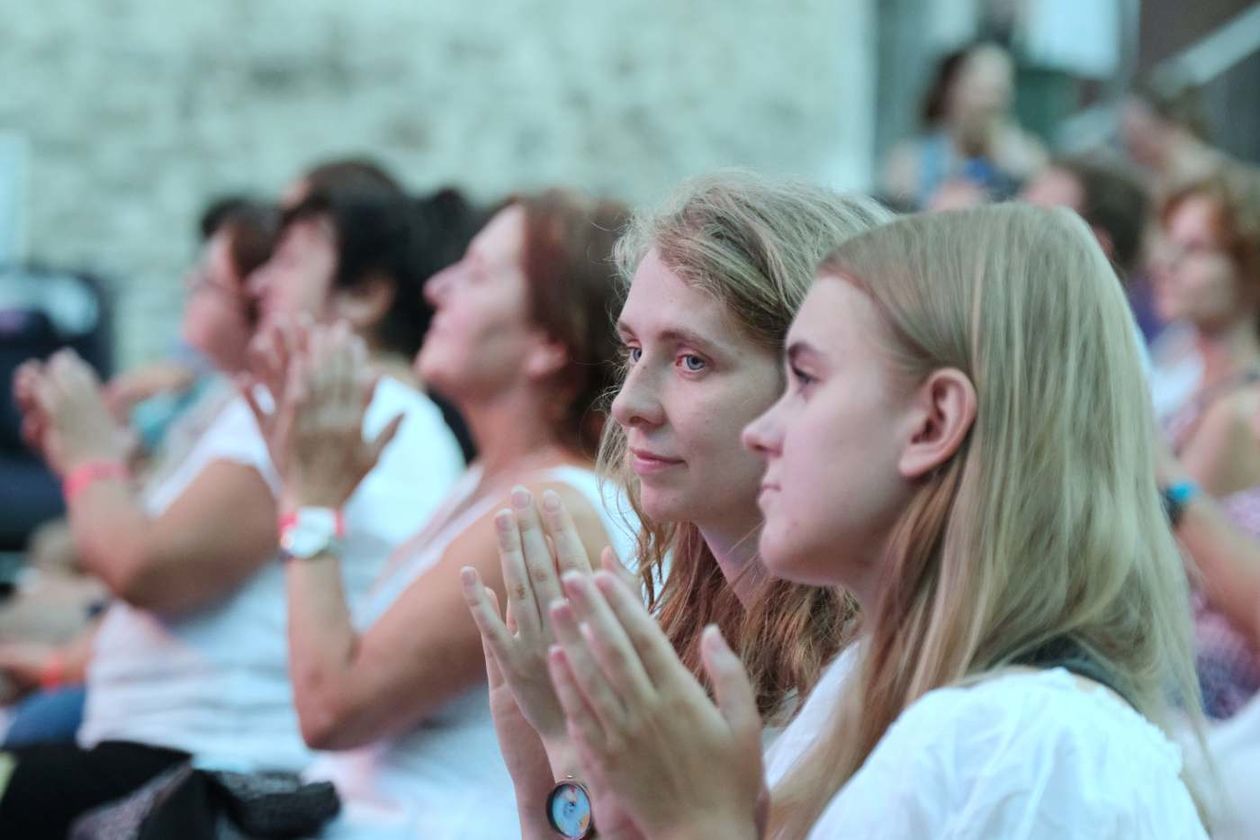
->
[625, 346, 642, 364]
[680, 354, 707, 372]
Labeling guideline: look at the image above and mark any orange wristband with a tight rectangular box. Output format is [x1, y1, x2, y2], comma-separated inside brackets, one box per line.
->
[63, 460, 130, 503]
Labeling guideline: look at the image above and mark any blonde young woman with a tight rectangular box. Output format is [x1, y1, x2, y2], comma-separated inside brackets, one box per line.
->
[461, 174, 890, 836]
[532, 204, 1207, 838]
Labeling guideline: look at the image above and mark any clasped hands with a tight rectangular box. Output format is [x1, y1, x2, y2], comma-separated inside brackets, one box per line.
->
[238, 318, 405, 513]
[461, 489, 767, 840]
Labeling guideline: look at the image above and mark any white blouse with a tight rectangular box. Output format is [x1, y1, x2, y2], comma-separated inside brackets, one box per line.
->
[805, 667, 1206, 839]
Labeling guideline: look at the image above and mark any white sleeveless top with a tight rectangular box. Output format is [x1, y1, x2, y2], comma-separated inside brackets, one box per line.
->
[311, 464, 637, 840]
[79, 379, 464, 772]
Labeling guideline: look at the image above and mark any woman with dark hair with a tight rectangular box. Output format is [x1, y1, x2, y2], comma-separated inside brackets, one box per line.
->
[0, 181, 464, 837]
[247, 189, 635, 838]
[883, 42, 1045, 209]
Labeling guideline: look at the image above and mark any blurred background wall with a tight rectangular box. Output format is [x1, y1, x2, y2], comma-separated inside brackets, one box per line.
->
[0, 0, 877, 366]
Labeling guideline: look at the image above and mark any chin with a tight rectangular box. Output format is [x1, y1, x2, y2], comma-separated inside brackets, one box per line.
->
[636, 484, 691, 526]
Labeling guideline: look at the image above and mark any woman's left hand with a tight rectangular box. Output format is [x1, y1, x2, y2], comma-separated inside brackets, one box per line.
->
[547, 570, 766, 840]
[27, 350, 130, 475]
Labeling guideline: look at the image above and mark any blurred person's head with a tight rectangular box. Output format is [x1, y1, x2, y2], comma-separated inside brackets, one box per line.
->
[282, 157, 403, 209]
[921, 42, 1014, 141]
[249, 187, 438, 359]
[1154, 163, 1260, 334]
[181, 199, 280, 373]
[417, 190, 628, 457]
[1122, 75, 1212, 172]
[760, 204, 1201, 834]
[1020, 156, 1150, 277]
[601, 171, 892, 716]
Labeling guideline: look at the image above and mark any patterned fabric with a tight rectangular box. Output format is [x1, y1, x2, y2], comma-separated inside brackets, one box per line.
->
[1192, 487, 1260, 719]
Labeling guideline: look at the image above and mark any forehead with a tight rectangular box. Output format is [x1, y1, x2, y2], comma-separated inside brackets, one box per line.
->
[1021, 168, 1083, 211]
[619, 249, 744, 349]
[789, 275, 886, 356]
[1168, 194, 1222, 239]
[471, 205, 526, 258]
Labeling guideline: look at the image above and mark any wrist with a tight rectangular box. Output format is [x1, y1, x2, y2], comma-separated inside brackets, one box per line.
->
[39, 650, 66, 691]
[63, 460, 130, 503]
[278, 507, 346, 562]
[542, 736, 583, 782]
[1161, 480, 1202, 529]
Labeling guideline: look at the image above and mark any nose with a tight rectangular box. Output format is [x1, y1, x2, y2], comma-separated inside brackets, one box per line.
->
[424, 264, 456, 308]
[741, 395, 785, 460]
[245, 263, 271, 303]
[610, 360, 665, 430]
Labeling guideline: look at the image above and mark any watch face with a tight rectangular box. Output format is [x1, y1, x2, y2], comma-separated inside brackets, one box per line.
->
[546, 780, 593, 839]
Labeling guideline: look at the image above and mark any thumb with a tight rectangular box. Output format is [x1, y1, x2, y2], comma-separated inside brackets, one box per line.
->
[368, 413, 406, 463]
[700, 625, 760, 745]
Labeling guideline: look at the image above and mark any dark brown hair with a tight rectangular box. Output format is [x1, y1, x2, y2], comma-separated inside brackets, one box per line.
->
[1054, 156, 1151, 276]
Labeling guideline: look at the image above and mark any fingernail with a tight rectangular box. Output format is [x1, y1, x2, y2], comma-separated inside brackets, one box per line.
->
[459, 566, 476, 586]
[494, 510, 514, 533]
[511, 486, 531, 510]
[542, 489, 561, 512]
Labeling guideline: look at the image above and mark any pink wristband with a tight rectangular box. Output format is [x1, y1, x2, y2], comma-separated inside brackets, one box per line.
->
[278, 510, 346, 538]
[39, 651, 66, 691]
[63, 460, 130, 503]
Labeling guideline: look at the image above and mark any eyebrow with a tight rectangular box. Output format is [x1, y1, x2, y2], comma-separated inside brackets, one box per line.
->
[616, 321, 729, 356]
[785, 340, 825, 368]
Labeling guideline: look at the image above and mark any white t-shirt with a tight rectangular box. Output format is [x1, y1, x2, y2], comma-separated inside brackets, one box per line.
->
[763, 645, 858, 788]
[805, 667, 1206, 838]
[79, 378, 463, 772]
[310, 465, 638, 840]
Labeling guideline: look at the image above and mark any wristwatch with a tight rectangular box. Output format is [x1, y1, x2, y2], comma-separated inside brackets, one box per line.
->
[278, 507, 346, 561]
[545, 778, 594, 839]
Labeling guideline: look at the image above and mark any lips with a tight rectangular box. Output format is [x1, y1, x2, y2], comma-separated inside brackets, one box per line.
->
[628, 447, 683, 476]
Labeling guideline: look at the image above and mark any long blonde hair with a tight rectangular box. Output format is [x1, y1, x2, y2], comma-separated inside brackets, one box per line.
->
[772, 204, 1204, 835]
[598, 171, 892, 718]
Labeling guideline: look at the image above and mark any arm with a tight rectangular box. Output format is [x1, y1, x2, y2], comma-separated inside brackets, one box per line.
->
[21, 350, 278, 615]
[69, 460, 277, 614]
[286, 482, 612, 751]
[1176, 495, 1260, 650]
[1179, 392, 1260, 498]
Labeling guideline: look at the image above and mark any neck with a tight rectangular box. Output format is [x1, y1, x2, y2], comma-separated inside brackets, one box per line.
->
[1196, 319, 1260, 389]
[461, 385, 578, 483]
[698, 516, 766, 607]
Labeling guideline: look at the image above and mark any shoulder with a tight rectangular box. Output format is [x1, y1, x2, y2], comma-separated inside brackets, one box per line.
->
[815, 670, 1202, 838]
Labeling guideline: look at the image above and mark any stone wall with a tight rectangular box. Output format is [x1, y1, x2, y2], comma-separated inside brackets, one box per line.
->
[1, 0, 875, 366]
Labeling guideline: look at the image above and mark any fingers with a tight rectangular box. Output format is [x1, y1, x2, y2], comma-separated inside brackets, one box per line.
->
[540, 490, 594, 576]
[513, 488, 565, 623]
[495, 508, 543, 639]
[590, 571, 688, 690]
[599, 547, 639, 591]
[479, 586, 507, 690]
[548, 642, 609, 756]
[559, 574, 655, 705]
[237, 374, 269, 430]
[460, 565, 518, 666]
[549, 598, 629, 732]
[368, 413, 405, 463]
[700, 625, 761, 750]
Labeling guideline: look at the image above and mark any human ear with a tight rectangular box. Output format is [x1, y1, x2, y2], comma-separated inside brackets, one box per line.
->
[898, 368, 976, 479]
[523, 333, 569, 380]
